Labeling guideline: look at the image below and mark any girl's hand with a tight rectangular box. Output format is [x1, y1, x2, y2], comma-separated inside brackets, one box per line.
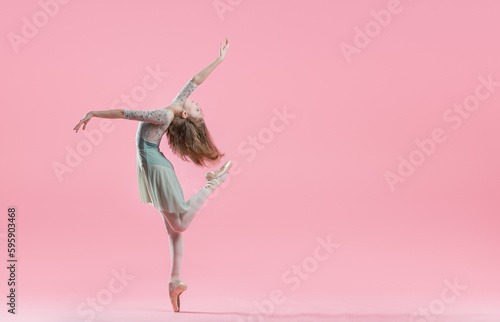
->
[219, 36, 230, 61]
[73, 111, 93, 133]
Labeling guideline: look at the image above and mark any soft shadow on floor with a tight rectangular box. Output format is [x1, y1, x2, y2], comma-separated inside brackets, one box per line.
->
[179, 311, 413, 321]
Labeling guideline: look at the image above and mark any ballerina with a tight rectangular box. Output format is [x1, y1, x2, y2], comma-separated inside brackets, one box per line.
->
[73, 36, 232, 312]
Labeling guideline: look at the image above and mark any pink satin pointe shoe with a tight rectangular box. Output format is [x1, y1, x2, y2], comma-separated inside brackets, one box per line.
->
[205, 160, 232, 180]
[204, 173, 229, 191]
[168, 279, 188, 312]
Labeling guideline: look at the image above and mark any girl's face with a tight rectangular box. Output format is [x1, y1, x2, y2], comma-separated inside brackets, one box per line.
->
[183, 99, 204, 120]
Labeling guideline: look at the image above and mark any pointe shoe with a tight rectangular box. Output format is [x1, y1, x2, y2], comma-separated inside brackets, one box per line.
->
[168, 279, 188, 312]
[204, 173, 229, 191]
[205, 160, 232, 180]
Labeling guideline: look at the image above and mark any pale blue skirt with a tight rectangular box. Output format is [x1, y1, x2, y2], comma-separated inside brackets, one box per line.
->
[136, 137, 191, 214]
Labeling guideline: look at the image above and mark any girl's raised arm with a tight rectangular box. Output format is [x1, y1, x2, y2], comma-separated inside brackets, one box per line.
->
[191, 36, 230, 86]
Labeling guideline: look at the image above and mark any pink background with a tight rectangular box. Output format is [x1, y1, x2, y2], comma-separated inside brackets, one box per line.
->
[1, 0, 500, 321]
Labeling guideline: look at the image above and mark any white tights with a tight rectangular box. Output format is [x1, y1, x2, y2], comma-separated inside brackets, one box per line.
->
[159, 173, 228, 279]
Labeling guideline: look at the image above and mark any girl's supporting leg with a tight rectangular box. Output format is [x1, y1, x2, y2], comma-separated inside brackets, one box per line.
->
[161, 214, 183, 281]
[159, 173, 228, 312]
[161, 214, 188, 312]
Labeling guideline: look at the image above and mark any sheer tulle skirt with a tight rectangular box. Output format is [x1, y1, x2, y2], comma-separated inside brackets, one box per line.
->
[136, 137, 191, 214]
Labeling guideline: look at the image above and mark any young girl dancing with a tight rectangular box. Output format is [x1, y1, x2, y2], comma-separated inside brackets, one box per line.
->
[73, 36, 232, 312]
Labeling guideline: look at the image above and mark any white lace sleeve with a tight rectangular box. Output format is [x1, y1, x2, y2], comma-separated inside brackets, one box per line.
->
[123, 109, 172, 125]
[172, 80, 198, 104]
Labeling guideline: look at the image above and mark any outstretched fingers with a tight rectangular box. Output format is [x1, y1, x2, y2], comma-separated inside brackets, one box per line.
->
[73, 112, 93, 133]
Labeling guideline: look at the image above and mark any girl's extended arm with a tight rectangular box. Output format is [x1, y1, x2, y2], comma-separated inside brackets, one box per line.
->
[91, 109, 124, 119]
[191, 36, 230, 86]
[73, 109, 124, 133]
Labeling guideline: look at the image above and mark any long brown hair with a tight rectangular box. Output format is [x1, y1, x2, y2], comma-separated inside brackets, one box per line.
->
[166, 110, 225, 167]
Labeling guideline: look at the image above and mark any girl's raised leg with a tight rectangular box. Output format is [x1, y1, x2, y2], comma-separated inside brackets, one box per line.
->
[160, 173, 228, 233]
